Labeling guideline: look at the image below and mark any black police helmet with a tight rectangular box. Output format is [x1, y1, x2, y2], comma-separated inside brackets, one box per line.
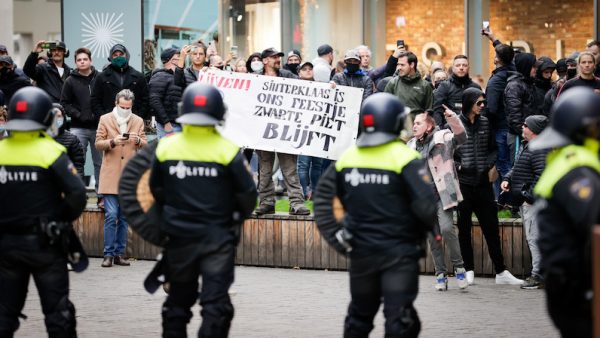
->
[176, 82, 225, 126]
[5, 87, 54, 131]
[356, 93, 408, 147]
[530, 87, 600, 151]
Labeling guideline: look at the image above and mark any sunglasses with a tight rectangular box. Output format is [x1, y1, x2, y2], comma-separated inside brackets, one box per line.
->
[476, 100, 487, 106]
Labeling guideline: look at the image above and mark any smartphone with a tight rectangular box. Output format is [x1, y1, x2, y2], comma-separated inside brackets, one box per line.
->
[482, 21, 490, 31]
[122, 133, 130, 140]
[230, 45, 238, 58]
[396, 40, 405, 48]
[41, 42, 57, 50]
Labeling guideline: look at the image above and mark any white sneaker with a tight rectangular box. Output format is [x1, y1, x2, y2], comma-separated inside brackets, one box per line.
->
[434, 273, 448, 291]
[495, 270, 524, 285]
[466, 270, 475, 285]
[455, 268, 468, 289]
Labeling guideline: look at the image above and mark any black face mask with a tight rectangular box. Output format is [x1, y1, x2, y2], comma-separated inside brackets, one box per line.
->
[215, 65, 224, 70]
[567, 68, 577, 79]
[0, 67, 11, 79]
[346, 63, 360, 74]
[286, 63, 299, 75]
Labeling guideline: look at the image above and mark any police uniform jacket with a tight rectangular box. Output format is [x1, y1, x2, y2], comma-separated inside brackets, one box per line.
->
[314, 141, 437, 257]
[0, 131, 86, 229]
[149, 125, 257, 247]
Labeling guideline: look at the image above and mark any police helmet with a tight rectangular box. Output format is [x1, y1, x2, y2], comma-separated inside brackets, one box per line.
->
[5, 87, 54, 131]
[530, 87, 600, 150]
[356, 93, 409, 147]
[175, 82, 225, 126]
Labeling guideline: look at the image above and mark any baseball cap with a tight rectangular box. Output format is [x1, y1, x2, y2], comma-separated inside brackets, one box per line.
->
[343, 49, 360, 62]
[287, 49, 301, 61]
[298, 61, 314, 70]
[0, 55, 14, 66]
[317, 44, 333, 56]
[261, 48, 284, 59]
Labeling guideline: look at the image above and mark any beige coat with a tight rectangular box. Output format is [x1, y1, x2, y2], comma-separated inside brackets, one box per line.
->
[95, 113, 147, 195]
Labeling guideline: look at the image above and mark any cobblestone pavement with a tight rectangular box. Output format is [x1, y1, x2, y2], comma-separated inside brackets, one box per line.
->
[16, 258, 559, 338]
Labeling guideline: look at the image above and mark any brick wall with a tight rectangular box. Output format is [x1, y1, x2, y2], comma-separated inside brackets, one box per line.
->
[386, 0, 594, 77]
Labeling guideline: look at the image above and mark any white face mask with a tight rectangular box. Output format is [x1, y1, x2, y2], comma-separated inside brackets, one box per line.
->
[116, 106, 132, 118]
[250, 61, 264, 73]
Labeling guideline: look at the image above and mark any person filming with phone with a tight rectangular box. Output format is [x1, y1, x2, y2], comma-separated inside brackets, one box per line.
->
[95, 89, 147, 268]
[24, 40, 71, 103]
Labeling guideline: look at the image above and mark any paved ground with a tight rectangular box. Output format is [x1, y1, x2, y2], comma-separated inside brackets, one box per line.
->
[16, 258, 559, 338]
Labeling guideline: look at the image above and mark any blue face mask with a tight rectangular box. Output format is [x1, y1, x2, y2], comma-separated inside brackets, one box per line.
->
[55, 118, 64, 128]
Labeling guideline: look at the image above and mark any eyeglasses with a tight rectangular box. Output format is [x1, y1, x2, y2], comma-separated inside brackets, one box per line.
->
[476, 100, 487, 106]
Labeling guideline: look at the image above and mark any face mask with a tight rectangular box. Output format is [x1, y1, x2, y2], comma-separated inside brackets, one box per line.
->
[251, 61, 264, 73]
[111, 56, 127, 68]
[0, 67, 10, 78]
[55, 117, 64, 128]
[116, 106, 132, 118]
[567, 68, 577, 79]
[287, 63, 299, 75]
[345, 63, 360, 74]
[215, 65, 224, 70]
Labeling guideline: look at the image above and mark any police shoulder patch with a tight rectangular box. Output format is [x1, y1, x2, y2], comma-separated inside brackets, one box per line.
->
[569, 177, 593, 201]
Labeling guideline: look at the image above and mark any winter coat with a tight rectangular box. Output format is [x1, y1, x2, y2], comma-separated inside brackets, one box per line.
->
[148, 68, 183, 125]
[384, 71, 433, 116]
[91, 45, 149, 119]
[54, 129, 85, 178]
[484, 63, 515, 131]
[331, 70, 374, 102]
[532, 57, 556, 116]
[433, 74, 481, 126]
[60, 67, 98, 129]
[407, 112, 467, 210]
[23, 53, 72, 102]
[95, 113, 147, 194]
[504, 53, 537, 135]
[503, 142, 550, 205]
[455, 88, 497, 186]
[0, 71, 31, 104]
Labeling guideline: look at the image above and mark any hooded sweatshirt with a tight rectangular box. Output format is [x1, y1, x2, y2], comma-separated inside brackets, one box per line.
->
[533, 57, 556, 115]
[504, 53, 537, 135]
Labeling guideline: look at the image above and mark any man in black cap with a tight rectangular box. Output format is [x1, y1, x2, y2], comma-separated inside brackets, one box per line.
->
[0, 45, 7, 56]
[284, 49, 302, 75]
[24, 40, 72, 103]
[149, 47, 182, 138]
[254, 48, 309, 216]
[91, 44, 149, 119]
[0, 56, 31, 104]
[313, 44, 334, 82]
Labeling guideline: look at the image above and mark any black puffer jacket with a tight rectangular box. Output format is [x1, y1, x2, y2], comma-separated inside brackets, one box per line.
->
[54, 129, 85, 178]
[23, 53, 72, 102]
[0, 70, 31, 104]
[174, 65, 201, 90]
[331, 70, 374, 101]
[90, 44, 149, 119]
[503, 142, 550, 205]
[504, 53, 537, 135]
[532, 57, 556, 116]
[433, 74, 481, 126]
[148, 68, 182, 125]
[484, 63, 515, 131]
[60, 67, 98, 129]
[455, 88, 497, 186]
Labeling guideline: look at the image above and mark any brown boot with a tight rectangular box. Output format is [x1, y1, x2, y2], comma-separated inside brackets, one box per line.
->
[114, 256, 130, 266]
[101, 256, 113, 267]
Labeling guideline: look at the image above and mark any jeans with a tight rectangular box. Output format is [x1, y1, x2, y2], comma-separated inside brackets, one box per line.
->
[521, 203, 541, 278]
[297, 155, 324, 197]
[429, 202, 464, 275]
[156, 122, 182, 139]
[456, 181, 506, 274]
[256, 150, 304, 208]
[494, 128, 510, 197]
[71, 127, 102, 192]
[103, 194, 128, 257]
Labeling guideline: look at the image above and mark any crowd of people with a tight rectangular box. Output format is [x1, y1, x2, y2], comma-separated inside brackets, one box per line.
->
[0, 26, 599, 337]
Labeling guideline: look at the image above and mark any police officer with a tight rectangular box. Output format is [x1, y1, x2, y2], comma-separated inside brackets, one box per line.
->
[0, 87, 87, 337]
[148, 82, 257, 338]
[314, 93, 437, 338]
[529, 87, 600, 338]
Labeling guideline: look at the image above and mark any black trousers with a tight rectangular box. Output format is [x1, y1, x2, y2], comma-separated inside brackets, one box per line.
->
[545, 272, 592, 338]
[345, 249, 420, 338]
[162, 241, 235, 338]
[0, 234, 76, 338]
[456, 181, 506, 274]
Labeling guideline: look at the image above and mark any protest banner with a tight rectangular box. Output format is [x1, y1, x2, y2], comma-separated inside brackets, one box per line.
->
[197, 70, 363, 160]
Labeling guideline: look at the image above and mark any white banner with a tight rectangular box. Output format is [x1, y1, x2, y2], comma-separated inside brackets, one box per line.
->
[197, 70, 362, 160]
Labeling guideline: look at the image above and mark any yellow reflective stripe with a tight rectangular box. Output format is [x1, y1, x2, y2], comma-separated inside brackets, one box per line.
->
[336, 141, 421, 174]
[156, 125, 239, 165]
[0, 132, 65, 168]
[534, 141, 600, 199]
